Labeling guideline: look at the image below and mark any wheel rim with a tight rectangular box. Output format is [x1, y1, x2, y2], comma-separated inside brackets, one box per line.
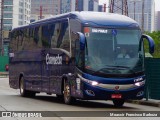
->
[64, 80, 70, 102]
[20, 79, 24, 95]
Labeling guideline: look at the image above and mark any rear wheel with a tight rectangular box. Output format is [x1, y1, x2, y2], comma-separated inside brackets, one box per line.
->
[63, 79, 75, 104]
[19, 77, 35, 97]
[113, 99, 125, 107]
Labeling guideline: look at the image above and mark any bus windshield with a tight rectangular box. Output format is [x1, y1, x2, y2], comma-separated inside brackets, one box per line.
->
[84, 27, 143, 76]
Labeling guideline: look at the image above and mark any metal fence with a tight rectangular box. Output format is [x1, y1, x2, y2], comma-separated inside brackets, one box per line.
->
[0, 56, 9, 72]
[145, 58, 160, 100]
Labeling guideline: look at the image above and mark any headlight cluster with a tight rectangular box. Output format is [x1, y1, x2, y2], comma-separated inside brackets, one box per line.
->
[134, 77, 145, 86]
[77, 74, 99, 86]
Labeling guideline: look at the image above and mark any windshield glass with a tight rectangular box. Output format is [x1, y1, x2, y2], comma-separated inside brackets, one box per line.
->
[84, 27, 143, 75]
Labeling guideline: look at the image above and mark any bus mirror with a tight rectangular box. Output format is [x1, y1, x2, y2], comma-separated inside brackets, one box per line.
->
[77, 32, 85, 51]
[141, 34, 155, 54]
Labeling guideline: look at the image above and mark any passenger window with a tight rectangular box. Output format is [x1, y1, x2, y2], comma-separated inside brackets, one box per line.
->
[59, 22, 70, 52]
[51, 23, 60, 48]
[42, 25, 50, 47]
[75, 39, 83, 68]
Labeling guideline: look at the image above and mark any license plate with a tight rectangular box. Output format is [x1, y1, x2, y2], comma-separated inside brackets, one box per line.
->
[111, 94, 122, 99]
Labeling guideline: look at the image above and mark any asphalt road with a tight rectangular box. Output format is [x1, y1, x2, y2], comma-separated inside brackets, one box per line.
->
[0, 78, 159, 120]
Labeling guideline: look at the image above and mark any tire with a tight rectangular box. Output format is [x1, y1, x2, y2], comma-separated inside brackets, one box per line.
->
[63, 79, 75, 104]
[113, 99, 125, 107]
[19, 77, 35, 97]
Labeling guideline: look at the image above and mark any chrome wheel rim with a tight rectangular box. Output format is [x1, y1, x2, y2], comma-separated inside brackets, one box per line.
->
[20, 79, 24, 95]
[64, 81, 70, 102]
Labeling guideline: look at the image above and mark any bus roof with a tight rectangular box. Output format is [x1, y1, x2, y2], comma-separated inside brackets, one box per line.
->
[12, 11, 140, 30]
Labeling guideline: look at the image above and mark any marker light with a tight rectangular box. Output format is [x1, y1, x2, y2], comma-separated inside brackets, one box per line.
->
[84, 27, 90, 33]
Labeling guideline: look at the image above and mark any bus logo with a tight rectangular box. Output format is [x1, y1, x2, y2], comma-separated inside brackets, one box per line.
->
[46, 54, 62, 65]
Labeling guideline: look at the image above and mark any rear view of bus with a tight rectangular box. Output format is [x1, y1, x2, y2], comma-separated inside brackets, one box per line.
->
[74, 12, 154, 107]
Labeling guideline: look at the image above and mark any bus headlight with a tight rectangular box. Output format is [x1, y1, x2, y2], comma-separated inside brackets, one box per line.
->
[91, 81, 99, 86]
[134, 80, 145, 86]
[77, 74, 99, 86]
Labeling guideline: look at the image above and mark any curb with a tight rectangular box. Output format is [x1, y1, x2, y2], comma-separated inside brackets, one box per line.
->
[127, 100, 160, 108]
[0, 72, 9, 78]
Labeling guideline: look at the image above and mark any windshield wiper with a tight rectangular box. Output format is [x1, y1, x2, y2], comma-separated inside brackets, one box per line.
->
[93, 68, 111, 74]
[105, 65, 137, 75]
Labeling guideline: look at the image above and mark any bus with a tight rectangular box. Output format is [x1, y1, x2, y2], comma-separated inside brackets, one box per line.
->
[9, 12, 154, 107]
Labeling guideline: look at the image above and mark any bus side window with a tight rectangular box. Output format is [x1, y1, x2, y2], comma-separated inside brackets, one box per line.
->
[75, 39, 83, 68]
[51, 22, 60, 48]
[59, 22, 70, 52]
[17, 30, 24, 51]
[10, 31, 17, 52]
[42, 25, 50, 48]
[48, 23, 55, 48]
[28, 27, 36, 50]
[23, 28, 29, 50]
[70, 19, 82, 57]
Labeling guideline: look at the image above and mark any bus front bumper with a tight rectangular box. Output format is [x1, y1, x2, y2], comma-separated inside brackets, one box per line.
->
[82, 81, 145, 100]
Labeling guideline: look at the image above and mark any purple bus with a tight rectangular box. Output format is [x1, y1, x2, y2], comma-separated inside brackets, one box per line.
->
[9, 12, 154, 107]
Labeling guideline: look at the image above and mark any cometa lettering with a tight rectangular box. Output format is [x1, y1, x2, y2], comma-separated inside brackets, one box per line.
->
[46, 54, 62, 65]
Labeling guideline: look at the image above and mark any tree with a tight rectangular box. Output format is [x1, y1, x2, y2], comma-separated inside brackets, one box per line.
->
[145, 31, 160, 58]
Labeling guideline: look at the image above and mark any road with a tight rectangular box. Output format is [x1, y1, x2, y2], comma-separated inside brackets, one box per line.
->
[0, 78, 159, 120]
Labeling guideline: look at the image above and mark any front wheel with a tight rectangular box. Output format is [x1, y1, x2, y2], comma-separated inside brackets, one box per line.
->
[113, 99, 125, 107]
[63, 79, 75, 104]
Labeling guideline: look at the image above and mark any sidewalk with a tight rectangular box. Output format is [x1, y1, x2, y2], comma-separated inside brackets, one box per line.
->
[127, 99, 160, 108]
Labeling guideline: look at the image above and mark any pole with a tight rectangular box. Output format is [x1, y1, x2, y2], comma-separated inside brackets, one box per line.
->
[104, 3, 106, 12]
[40, 6, 42, 19]
[142, 0, 144, 32]
[1, 0, 4, 56]
[134, 1, 135, 20]
[122, 0, 124, 15]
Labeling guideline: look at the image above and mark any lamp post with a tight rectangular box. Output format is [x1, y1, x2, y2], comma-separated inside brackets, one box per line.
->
[141, 0, 145, 33]
[0, 0, 4, 56]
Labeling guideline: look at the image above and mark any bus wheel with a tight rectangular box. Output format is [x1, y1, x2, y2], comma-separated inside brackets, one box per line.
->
[19, 77, 35, 97]
[63, 79, 75, 104]
[113, 99, 125, 107]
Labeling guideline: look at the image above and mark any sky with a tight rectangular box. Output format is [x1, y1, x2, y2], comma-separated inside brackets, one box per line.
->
[99, 0, 160, 11]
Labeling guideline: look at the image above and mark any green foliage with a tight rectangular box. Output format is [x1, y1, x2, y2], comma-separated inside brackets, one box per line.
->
[144, 31, 160, 58]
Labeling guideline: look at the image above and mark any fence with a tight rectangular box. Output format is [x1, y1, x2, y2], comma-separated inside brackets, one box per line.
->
[0, 56, 9, 72]
[145, 58, 160, 100]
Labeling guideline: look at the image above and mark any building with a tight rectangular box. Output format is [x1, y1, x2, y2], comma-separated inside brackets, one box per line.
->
[0, 0, 31, 39]
[31, 0, 61, 21]
[98, 5, 103, 12]
[61, 0, 99, 14]
[155, 11, 160, 31]
[109, 0, 155, 32]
